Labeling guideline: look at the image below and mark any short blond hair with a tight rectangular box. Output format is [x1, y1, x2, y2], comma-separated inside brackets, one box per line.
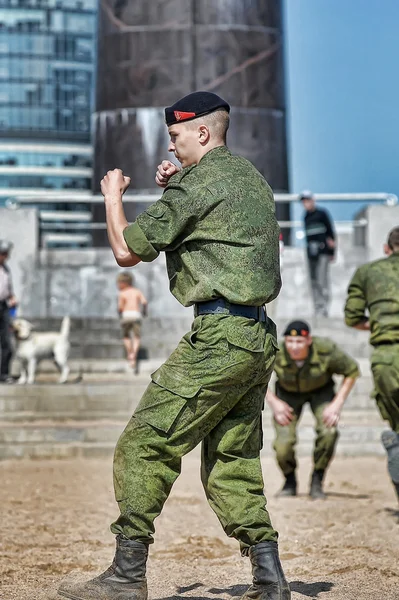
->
[117, 271, 133, 285]
[185, 109, 230, 142]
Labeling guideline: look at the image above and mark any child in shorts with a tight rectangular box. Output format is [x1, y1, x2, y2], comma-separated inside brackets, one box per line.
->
[117, 272, 148, 372]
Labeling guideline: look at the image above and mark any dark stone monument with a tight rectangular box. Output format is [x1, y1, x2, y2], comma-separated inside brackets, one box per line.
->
[93, 0, 289, 242]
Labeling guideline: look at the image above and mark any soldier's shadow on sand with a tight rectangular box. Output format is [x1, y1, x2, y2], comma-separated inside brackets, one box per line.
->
[384, 507, 399, 520]
[323, 491, 369, 500]
[156, 580, 334, 599]
[289, 581, 335, 597]
[291, 492, 369, 500]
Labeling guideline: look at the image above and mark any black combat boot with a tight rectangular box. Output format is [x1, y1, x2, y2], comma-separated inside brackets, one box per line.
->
[58, 535, 148, 600]
[309, 469, 326, 499]
[381, 430, 399, 502]
[240, 542, 291, 600]
[276, 473, 297, 497]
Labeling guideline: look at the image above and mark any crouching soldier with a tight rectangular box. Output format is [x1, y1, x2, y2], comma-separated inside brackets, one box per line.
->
[266, 320, 360, 499]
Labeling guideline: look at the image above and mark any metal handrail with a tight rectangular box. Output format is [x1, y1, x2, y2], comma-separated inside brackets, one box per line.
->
[7, 191, 399, 206]
[39, 218, 369, 231]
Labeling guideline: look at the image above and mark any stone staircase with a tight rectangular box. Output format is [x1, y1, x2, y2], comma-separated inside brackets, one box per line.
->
[0, 360, 386, 460]
[0, 317, 387, 460]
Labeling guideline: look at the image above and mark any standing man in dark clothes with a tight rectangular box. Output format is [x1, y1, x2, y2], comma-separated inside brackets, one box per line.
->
[299, 190, 336, 317]
[0, 240, 17, 383]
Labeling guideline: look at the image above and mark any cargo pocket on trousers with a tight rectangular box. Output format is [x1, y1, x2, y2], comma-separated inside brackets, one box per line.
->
[371, 352, 394, 367]
[370, 351, 394, 386]
[134, 367, 202, 434]
[225, 319, 265, 353]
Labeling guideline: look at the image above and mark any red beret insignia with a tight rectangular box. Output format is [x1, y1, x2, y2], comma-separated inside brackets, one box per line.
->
[301, 329, 309, 337]
[174, 111, 196, 121]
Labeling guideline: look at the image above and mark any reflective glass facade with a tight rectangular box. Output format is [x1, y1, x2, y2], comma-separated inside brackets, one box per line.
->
[0, 0, 96, 139]
[0, 174, 90, 188]
[0, 142, 92, 197]
[0, 149, 91, 167]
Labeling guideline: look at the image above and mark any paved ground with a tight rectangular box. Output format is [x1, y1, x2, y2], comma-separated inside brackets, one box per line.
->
[0, 455, 398, 600]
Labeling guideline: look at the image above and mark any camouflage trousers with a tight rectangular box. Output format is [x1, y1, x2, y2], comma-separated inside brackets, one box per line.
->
[110, 314, 279, 552]
[273, 382, 339, 475]
[308, 255, 331, 316]
[371, 344, 399, 434]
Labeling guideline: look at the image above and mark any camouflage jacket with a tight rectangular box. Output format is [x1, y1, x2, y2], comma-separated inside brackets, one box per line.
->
[275, 337, 360, 394]
[344, 252, 399, 346]
[123, 146, 281, 307]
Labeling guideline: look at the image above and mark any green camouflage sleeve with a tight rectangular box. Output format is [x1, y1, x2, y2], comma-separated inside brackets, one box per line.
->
[329, 344, 360, 379]
[344, 266, 368, 327]
[123, 178, 199, 262]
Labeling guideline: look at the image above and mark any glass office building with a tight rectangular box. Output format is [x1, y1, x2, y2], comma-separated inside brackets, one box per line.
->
[0, 0, 96, 207]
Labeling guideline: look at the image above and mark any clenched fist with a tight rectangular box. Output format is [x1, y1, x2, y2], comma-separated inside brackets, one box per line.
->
[101, 169, 131, 198]
[155, 160, 180, 188]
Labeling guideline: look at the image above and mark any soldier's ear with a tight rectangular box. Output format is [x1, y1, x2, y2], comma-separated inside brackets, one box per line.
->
[383, 243, 392, 256]
[306, 335, 313, 346]
[198, 125, 210, 144]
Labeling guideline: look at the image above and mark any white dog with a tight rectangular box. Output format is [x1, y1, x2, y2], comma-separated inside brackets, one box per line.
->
[13, 317, 70, 384]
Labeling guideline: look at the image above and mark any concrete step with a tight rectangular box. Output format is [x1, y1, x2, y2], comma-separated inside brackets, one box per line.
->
[0, 371, 377, 420]
[0, 379, 150, 421]
[0, 409, 386, 460]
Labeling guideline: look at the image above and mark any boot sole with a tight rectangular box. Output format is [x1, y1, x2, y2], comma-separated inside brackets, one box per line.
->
[381, 430, 399, 484]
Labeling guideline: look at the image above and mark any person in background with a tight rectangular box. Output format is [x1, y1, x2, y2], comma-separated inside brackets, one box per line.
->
[0, 240, 17, 383]
[345, 226, 399, 503]
[117, 271, 148, 373]
[266, 320, 359, 499]
[299, 190, 336, 317]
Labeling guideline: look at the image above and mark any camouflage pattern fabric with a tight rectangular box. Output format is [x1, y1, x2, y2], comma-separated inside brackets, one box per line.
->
[111, 315, 279, 552]
[123, 146, 281, 307]
[273, 337, 360, 394]
[370, 344, 399, 433]
[273, 382, 339, 474]
[344, 252, 399, 345]
[345, 252, 399, 430]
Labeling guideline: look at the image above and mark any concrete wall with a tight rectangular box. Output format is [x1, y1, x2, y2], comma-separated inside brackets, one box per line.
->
[1, 203, 398, 356]
[0, 207, 38, 303]
[366, 205, 399, 261]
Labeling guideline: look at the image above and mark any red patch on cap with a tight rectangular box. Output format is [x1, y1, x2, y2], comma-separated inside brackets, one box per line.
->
[301, 329, 309, 337]
[174, 111, 196, 121]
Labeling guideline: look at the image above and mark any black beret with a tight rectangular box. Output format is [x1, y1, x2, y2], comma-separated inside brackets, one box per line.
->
[283, 320, 311, 337]
[165, 91, 230, 126]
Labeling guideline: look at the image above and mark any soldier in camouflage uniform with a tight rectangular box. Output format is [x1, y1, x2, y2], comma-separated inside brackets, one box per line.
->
[266, 320, 359, 499]
[59, 92, 291, 600]
[345, 226, 399, 503]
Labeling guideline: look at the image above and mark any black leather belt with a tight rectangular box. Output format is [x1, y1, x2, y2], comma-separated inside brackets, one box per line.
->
[194, 298, 267, 322]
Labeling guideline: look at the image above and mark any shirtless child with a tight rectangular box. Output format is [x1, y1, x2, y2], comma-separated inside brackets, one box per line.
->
[117, 272, 148, 372]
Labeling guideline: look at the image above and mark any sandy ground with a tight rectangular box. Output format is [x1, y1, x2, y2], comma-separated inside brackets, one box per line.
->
[0, 455, 398, 600]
